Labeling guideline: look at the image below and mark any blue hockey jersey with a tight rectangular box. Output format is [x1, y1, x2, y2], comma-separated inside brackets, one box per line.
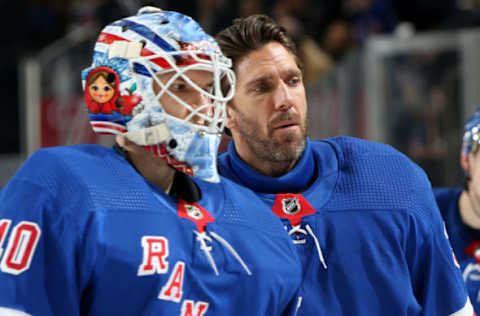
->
[0, 145, 302, 316]
[218, 136, 473, 315]
[434, 187, 480, 314]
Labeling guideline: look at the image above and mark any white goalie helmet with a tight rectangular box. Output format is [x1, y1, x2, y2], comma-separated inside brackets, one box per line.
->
[81, 6, 235, 182]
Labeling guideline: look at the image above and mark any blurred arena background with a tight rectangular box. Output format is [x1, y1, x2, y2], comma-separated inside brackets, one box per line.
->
[3, 0, 480, 187]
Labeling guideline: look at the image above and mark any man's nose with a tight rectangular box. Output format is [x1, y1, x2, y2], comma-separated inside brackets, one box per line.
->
[190, 92, 210, 125]
[273, 81, 293, 112]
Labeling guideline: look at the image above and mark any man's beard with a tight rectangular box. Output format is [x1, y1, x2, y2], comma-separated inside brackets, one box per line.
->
[234, 109, 308, 164]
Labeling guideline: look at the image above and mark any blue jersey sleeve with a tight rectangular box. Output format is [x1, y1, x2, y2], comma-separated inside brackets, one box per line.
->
[0, 150, 98, 316]
[407, 191, 473, 315]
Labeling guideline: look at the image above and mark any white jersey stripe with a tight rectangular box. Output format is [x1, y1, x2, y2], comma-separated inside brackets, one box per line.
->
[449, 297, 475, 316]
[0, 307, 32, 316]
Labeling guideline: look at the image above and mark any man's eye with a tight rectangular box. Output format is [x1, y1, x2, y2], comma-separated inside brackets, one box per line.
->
[92, 86, 99, 91]
[288, 77, 301, 86]
[170, 83, 187, 92]
[104, 87, 111, 92]
[254, 86, 265, 93]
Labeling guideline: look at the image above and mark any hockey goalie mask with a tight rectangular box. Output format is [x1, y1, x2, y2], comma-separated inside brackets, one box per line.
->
[81, 7, 235, 182]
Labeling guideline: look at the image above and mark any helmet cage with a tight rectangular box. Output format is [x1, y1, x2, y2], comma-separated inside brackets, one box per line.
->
[130, 48, 235, 135]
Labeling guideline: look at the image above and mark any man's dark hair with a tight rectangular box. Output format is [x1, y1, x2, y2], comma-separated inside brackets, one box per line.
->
[215, 14, 303, 73]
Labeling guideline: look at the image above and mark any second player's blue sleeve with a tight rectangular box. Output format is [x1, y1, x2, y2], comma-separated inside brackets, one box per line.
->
[0, 155, 97, 316]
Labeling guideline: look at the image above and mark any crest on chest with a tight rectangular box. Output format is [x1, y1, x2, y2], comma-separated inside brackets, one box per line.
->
[177, 200, 214, 232]
[271, 193, 316, 226]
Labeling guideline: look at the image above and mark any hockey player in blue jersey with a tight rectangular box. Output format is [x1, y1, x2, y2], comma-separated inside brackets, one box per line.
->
[434, 107, 480, 314]
[215, 14, 474, 315]
[0, 7, 302, 316]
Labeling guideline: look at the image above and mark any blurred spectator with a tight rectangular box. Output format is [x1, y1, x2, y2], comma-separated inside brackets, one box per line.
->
[322, 20, 355, 62]
[272, 1, 334, 84]
[0, 0, 73, 154]
[343, 0, 397, 46]
[196, 0, 226, 34]
[237, 0, 264, 17]
[195, 0, 263, 37]
[68, 0, 102, 30]
[392, 76, 449, 185]
[299, 37, 335, 84]
[92, 2, 122, 28]
[411, 86, 449, 185]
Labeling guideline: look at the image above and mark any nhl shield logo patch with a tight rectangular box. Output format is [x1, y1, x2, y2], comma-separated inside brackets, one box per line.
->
[282, 197, 301, 215]
[272, 193, 316, 226]
[185, 204, 204, 220]
[177, 200, 214, 232]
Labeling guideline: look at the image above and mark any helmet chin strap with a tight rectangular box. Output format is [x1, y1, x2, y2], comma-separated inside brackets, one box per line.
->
[124, 123, 171, 146]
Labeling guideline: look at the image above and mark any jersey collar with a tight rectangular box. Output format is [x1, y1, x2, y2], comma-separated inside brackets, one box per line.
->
[226, 138, 315, 193]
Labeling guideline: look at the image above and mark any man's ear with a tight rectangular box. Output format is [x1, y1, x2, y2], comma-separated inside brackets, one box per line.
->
[461, 151, 470, 172]
[225, 104, 237, 131]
